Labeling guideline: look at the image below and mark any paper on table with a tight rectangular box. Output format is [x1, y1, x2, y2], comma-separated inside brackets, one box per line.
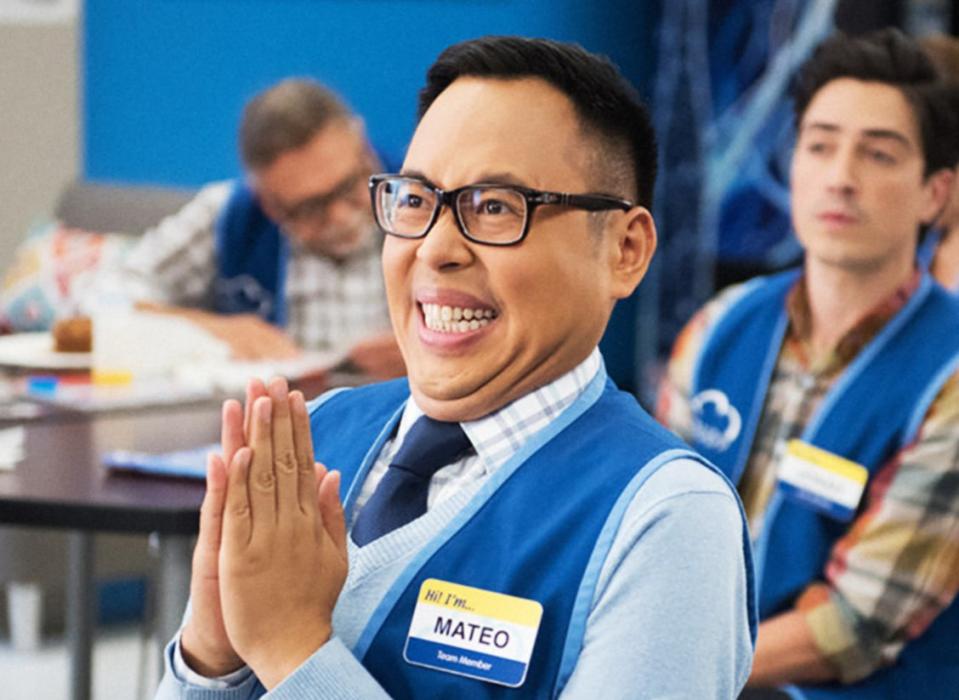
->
[23, 349, 346, 413]
[24, 377, 216, 413]
[102, 442, 217, 480]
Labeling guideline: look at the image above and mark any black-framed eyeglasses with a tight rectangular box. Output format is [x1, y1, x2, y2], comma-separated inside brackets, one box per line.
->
[369, 174, 633, 246]
[266, 167, 368, 226]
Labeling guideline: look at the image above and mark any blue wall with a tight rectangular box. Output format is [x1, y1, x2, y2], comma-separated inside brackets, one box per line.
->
[83, 0, 655, 390]
[84, 0, 652, 186]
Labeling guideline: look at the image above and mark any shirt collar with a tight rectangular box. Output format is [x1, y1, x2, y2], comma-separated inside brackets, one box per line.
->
[397, 348, 604, 475]
[785, 268, 922, 373]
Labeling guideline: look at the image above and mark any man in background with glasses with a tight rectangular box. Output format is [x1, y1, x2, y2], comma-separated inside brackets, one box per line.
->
[158, 36, 755, 698]
[94, 78, 403, 376]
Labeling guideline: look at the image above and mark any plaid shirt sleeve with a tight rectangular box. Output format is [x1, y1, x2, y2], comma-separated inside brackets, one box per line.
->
[656, 283, 750, 438]
[797, 370, 959, 683]
[101, 181, 231, 307]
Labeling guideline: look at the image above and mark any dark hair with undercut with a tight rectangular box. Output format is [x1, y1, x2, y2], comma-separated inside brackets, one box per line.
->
[418, 36, 657, 207]
[793, 28, 959, 176]
[239, 78, 352, 171]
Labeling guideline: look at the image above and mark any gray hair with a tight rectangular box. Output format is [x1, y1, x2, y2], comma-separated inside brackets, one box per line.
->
[239, 78, 352, 170]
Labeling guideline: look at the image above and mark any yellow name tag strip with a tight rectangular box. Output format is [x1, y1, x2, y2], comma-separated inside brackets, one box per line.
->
[777, 439, 868, 521]
[403, 578, 543, 687]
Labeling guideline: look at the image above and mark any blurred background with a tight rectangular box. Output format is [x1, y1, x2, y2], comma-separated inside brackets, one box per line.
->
[3, 0, 956, 398]
[0, 0, 956, 696]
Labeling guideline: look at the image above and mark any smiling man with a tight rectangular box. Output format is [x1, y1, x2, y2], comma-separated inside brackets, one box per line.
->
[156, 37, 755, 699]
[658, 29, 959, 698]
[95, 78, 402, 375]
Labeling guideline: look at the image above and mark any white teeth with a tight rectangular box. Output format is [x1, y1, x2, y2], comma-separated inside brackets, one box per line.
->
[421, 303, 497, 333]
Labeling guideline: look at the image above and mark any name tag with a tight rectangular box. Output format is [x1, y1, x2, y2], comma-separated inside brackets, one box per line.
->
[404, 578, 543, 688]
[777, 439, 868, 521]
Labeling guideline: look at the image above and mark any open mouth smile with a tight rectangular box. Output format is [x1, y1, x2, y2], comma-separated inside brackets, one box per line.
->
[420, 303, 498, 333]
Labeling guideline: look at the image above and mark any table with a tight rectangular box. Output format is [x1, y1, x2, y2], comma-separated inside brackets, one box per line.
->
[0, 403, 219, 700]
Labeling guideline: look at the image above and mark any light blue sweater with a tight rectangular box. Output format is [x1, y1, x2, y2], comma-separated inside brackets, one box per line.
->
[156, 457, 752, 698]
[157, 358, 753, 698]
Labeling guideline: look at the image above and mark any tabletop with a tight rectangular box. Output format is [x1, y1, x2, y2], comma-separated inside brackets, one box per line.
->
[0, 404, 219, 534]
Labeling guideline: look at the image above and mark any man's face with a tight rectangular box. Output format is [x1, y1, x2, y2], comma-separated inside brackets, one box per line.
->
[383, 77, 650, 421]
[252, 119, 374, 259]
[790, 78, 947, 272]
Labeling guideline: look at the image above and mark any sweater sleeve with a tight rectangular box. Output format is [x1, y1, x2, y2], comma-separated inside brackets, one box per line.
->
[560, 458, 754, 698]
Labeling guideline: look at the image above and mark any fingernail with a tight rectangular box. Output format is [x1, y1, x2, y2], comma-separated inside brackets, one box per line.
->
[237, 447, 252, 467]
[269, 376, 288, 399]
[257, 397, 272, 423]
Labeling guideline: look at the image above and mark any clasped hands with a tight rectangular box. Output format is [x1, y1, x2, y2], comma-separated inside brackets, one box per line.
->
[181, 376, 348, 690]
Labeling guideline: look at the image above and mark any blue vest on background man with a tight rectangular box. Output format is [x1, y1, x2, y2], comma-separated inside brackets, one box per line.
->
[690, 268, 959, 700]
[213, 181, 289, 326]
[309, 374, 756, 698]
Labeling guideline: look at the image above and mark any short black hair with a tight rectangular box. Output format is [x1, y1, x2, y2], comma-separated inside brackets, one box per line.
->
[239, 78, 351, 171]
[793, 28, 959, 176]
[418, 36, 657, 207]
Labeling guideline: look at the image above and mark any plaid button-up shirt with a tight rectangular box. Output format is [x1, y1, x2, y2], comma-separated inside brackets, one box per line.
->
[353, 348, 602, 515]
[658, 270, 959, 683]
[99, 181, 391, 356]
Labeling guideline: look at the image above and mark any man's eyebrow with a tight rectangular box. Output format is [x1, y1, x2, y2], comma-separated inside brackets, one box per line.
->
[397, 169, 440, 190]
[800, 122, 840, 135]
[470, 172, 528, 187]
[801, 121, 913, 148]
[396, 169, 530, 189]
[860, 128, 913, 148]
[398, 168, 429, 180]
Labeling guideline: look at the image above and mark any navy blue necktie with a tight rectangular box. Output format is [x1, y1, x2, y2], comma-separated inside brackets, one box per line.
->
[352, 415, 472, 546]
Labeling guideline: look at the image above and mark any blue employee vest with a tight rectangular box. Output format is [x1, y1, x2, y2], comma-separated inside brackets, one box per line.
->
[213, 181, 289, 326]
[690, 269, 959, 699]
[309, 374, 756, 698]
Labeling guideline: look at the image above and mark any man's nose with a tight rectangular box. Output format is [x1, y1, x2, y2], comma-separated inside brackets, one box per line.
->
[826, 148, 859, 195]
[415, 207, 473, 270]
[326, 196, 362, 227]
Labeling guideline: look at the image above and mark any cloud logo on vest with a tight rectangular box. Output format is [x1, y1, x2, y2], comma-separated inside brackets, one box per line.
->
[690, 389, 742, 452]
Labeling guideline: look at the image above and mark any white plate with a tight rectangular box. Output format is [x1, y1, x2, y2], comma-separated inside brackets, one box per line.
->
[0, 332, 91, 370]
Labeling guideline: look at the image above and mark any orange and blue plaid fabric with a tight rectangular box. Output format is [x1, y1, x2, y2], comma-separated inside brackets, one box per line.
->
[657, 271, 959, 682]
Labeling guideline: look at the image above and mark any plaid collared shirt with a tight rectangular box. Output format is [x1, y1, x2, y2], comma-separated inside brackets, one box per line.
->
[657, 270, 959, 683]
[99, 181, 391, 356]
[352, 348, 602, 516]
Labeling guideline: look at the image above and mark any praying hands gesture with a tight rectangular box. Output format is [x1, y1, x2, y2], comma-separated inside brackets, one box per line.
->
[180, 377, 349, 689]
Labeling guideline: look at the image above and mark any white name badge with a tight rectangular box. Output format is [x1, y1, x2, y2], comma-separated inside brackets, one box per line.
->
[403, 578, 543, 688]
[777, 439, 868, 521]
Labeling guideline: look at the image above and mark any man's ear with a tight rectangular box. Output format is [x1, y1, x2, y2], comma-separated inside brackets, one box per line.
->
[922, 167, 956, 226]
[608, 206, 657, 300]
[350, 117, 382, 172]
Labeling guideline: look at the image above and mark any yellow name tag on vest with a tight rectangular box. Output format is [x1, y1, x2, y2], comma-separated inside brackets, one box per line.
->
[403, 578, 543, 687]
[777, 439, 868, 521]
